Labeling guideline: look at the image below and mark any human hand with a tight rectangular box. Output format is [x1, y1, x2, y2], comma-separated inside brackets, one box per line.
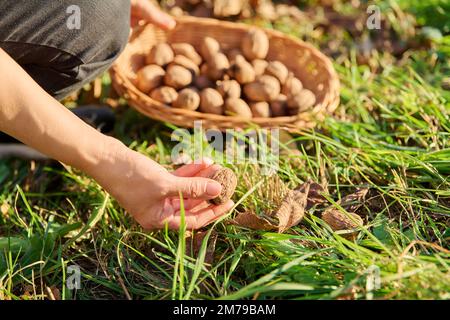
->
[130, 0, 176, 30]
[90, 140, 234, 230]
[0, 48, 233, 231]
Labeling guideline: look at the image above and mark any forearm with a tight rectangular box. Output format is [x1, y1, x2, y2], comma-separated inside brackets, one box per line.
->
[0, 48, 122, 174]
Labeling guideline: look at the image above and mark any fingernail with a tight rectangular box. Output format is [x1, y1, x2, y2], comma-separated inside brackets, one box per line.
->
[207, 181, 221, 196]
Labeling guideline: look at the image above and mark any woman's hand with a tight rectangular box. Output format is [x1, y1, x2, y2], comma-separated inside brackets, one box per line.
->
[130, 0, 176, 30]
[0, 48, 232, 231]
[90, 140, 234, 230]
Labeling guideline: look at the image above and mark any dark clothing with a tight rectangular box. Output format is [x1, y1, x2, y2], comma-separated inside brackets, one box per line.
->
[0, 0, 131, 100]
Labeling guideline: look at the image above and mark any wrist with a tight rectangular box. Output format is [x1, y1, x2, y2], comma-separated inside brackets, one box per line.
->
[79, 134, 128, 178]
[82, 134, 173, 201]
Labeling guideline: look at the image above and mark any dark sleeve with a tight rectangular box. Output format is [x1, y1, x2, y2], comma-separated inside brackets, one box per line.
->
[0, 0, 131, 100]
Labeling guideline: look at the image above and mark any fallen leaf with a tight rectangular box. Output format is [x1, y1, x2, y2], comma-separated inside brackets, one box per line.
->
[186, 230, 218, 265]
[21, 285, 34, 299]
[289, 238, 317, 248]
[301, 181, 328, 210]
[231, 211, 277, 231]
[322, 209, 364, 240]
[45, 286, 61, 300]
[320, 188, 369, 239]
[231, 179, 363, 234]
[340, 188, 369, 212]
[277, 183, 310, 233]
[231, 181, 311, 232]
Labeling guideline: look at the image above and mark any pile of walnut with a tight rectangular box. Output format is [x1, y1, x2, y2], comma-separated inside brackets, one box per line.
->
[166, 0, 305, 23]
[136, 28, 316, 118]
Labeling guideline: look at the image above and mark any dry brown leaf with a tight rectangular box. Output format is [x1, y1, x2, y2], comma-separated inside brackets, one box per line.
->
[21, 285, 34, 299]
[340, 188, 369, 212]
[301, 181, 328, 210]
[186, 230, 218, 264]
[322, 209, 364, 240]
[277, 183, 310, 233]
[231, 211, 277, 231]
[231, 180, 311, 232]
[321, 188, 368, 240]
[231, 175, 352, 234]
[45, 286, 61, 300]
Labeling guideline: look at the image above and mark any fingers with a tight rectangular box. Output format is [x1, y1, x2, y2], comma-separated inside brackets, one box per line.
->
[165, 200, 234, 230]
[172, 158, 214, 177]
[168, 176, 222, 200]
[170, 198, 204, 211]
[169, 161, 222, 201]
[194, 164, 221, 178]
[134, 0, 176, 30]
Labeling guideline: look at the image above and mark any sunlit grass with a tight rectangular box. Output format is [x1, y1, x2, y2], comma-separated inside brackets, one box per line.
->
[0, 0, 449, 300]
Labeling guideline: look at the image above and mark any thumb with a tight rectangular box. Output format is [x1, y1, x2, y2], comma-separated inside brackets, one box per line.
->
[168, 177, 222, 200]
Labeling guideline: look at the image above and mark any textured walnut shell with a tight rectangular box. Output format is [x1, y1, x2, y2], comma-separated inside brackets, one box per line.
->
[282, 72, 303, 96]
[252, 59, 268, 76]
[146, 43, 174, 67]
[225, 98, 252, 118]
[136, 65, 165, 93]
[250, 101, 271, 118]
[217, 80, 241, 99]
[200, 88, 224, 114]
[322, 209, 363, 240]
[200, 37, 220, 61]
[207, 52, 230, 80]
[200, 63, 209, 76]
[213, 0, 244, 17]
[227, 49, 244, 63]
[244, 75, 280, 102]
[256, 1, 277, 20]
[242, 28, 269, 60]
[265, 61, 289, 84]
[164, 65, 192, 89]
[171, 55, 200, 76]
[191, 3, 214, 17]
[243, 82, 262, 101]
[209, 168, 237, 205]
[150, 86, 178, 104]
[270, 94, 288, 117]
[171, 43, 202, 65]
[173, 88, 200, 110]
[229, 55, 256, 84]
[194, 75, 214, 90]
[169, 6, 184, 17]
[287, 89, 316, 114]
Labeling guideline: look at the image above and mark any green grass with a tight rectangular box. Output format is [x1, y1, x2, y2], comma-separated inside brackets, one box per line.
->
[0, 0, 449, 300]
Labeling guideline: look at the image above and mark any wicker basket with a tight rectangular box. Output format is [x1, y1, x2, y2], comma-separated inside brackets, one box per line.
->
[110, 16, 340, 131]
